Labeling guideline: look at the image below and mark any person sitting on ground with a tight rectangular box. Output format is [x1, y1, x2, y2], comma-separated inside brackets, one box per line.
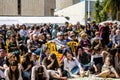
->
[52, 32, 68, 53]
[21, 54, 33, 80]
[38, 33, 47, 46]
[19, 24, 28, 41]
[42, 53, 67, 80]
[63, 32, 71, 43]
[115, 47, 120, 75]
[8, 34, 20, 60]
[113, 30, 120, 47]
[96, 55, 119, 78]
[4, 60, 23, 80]
[40, 44, 50, 65]
[80, 33, 91, 48]
[69, 31, 78, 42]
[0, 34, 5, 51]
[0, 51, 5, 71]
[0, 69, 5, 80]
[63, 50, 84, 78]
[3, 54, 17, 69]
[16, 33, 28, 55]
[31, 65, 49, 80]
[91, 36, 102, 49]
[75, 46, 91, 71]
[30, 53, 39, 66]
[28, 34, 41, 55]
[90, 47, 103, 74]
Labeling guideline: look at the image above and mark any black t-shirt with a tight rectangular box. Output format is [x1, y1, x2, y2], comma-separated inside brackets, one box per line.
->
[42, 58, 59, 70]
[78, 52, 91, 65]
[22, 61, 33, 71]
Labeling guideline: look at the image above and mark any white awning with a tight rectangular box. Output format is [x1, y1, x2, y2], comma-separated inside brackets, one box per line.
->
[0, 17, 68, 25]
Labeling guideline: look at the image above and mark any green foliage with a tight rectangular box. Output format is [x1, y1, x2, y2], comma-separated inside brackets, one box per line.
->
[94, 0, 102, 23]
[102, 0, 120, 20]
[94, 0, 120, 22]
[99, 10, 108, 21]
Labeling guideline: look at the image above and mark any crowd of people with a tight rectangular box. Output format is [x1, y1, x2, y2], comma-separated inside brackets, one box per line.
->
[0, 21, 119, 80]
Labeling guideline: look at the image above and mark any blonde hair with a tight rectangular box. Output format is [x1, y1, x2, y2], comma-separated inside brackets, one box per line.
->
[81, 33, 87, 38]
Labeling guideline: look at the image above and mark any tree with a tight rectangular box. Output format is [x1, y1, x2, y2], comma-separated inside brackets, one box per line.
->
[102, 0, 120, 20]
[99, 10, 108, 21]
[94, 0, 102, 23]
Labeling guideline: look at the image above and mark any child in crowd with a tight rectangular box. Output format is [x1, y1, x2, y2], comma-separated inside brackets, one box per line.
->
[96, 55, 119, 78]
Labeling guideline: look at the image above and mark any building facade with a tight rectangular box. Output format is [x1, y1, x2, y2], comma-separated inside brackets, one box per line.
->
[56, 0, 80, 10]
[0, 0, 56, 16]
[0, 0, 18, 16]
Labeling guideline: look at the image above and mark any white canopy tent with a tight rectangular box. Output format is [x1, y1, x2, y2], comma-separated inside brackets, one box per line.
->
[55, 1, 86, 25]
[99, 20, 120, 25]
[0, 17, 68, 26]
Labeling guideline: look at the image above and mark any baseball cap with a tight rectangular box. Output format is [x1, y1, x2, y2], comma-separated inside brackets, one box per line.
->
[57, 32, 63, 36]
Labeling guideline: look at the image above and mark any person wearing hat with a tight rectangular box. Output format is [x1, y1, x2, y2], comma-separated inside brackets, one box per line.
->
[52, 32, 68, 51]
[28, 34, 41, 55]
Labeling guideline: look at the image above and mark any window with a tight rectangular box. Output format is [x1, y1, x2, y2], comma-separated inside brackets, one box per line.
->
[50, 9, 54, 16]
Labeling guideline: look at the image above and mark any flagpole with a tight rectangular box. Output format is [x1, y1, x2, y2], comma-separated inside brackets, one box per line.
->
[88, 0, 90, 18]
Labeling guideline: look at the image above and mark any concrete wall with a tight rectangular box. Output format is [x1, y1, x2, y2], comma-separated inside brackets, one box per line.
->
[56, 0, 73, 10]
[56, 0, 80, 10]
[0, 0, 56, 16]
[21, 0, 44, 16]
[73, 0, 80, 4]
[0, 0, 18, 16]
[44, 0, 56, 16]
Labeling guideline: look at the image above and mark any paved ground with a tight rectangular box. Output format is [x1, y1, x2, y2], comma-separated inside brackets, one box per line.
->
[68, 75, 120, 80]
[68, 77, 120, 80]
